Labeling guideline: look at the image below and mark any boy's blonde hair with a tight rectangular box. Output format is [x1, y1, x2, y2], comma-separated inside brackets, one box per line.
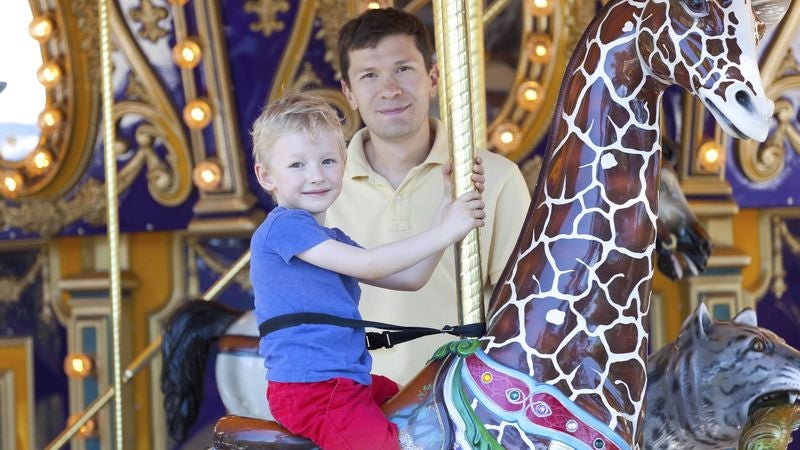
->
[250, 92, 346, 168]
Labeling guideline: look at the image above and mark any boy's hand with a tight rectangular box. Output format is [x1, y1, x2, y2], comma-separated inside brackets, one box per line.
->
[440, 190, 485, 242]
[441, 156, 485, 199]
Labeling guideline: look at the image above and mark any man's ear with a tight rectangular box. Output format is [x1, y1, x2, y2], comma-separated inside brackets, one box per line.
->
[341, 80, 358, 110]
[254, 164, 275, 192]
[429, 63, 440, 97]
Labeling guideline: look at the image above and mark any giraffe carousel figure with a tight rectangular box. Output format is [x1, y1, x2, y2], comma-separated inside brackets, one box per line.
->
[198, 0, 793, 448]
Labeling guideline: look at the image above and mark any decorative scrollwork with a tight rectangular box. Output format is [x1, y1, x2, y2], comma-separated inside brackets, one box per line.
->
[114, 102, 192, 207]
[315, 0, 356, 79]
[129, 0, 169, 43]
[0, 251, 46, 303]
[188, 239, 251, 291]
[0, 179, 106, 237]
[244, 0, 290, 37]
[736, 46, 800, 182]
[771, 217, 800, 299]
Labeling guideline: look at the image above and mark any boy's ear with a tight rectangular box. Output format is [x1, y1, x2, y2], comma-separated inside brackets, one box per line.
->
[341, 80, 358, 110]
[254, 164, 275, 192]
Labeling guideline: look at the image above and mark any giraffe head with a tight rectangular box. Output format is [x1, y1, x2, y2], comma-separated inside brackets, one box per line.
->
[637, 0, 784, 142]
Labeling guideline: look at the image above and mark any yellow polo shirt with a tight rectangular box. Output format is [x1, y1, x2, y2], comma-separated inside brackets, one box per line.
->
[326, 118, 530, 384]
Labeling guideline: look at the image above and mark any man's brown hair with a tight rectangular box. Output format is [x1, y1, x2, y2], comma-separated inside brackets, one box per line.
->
[337, 7, 434, 85]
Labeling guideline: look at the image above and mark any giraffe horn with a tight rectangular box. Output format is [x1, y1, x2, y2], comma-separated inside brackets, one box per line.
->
[752, 0, 791, 30]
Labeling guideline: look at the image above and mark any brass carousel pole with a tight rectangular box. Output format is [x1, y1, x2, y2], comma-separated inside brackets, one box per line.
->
[44, 250, 251, 449]
[99, 0, 125, 446]
[432, 0, 487, 327]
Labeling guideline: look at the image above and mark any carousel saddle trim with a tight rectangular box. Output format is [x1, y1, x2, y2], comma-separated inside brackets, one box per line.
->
[438, 340, 629, 450]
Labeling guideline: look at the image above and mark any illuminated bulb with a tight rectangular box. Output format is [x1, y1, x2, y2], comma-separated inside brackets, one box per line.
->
[172, 39, 202, 69]
[529, 0, 554, 15]
[29, 16, 54, 42]
[36, 62, 62, 88]
[526, 34, 552, 64]
[26, 149, 53, 176]
[0, 172, 24, 198]
[67, 415, 97, 439]
[63, 353, 94, 379]
[516, 81, 543, 111]
[368, 1, 381, 8]
[38, 108, 62, 129]
[192, 160, 223, 191]
[168, 0, 189, 4]
[182, 99, 212, 129]
[491, 123, 521, 155]
[697, 140, 724, 171]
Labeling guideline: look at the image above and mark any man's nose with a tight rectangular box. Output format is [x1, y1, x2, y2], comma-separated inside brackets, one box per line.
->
[380, 76, 401, 97]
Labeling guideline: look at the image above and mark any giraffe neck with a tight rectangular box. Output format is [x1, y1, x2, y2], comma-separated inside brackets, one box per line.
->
[483, 0, 668, 444]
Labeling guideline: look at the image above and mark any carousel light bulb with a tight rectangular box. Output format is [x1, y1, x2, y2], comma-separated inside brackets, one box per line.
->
[516, 81, 543, 111]
[526, 34, 552, 64]
[67, 415, 97, 439]
[29, 16, 54, 42]
[167, 0, 189, 4]
[172, 39, 202, 69]
[529, 0, 554, 16]
[192, 160, 223, 191]
[491, 123, 521, 155]
[38, 108, 62, 129]
[64, 353, 94, 379]
[183, 99, 212, 129]
[36, 62, 62, 88]
[0, 172, 24, 198]
[698, 140, 724, 171]
[26, 149, 53, 176]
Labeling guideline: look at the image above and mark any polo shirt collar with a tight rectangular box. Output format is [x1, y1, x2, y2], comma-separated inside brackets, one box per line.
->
[345, 118, 449, 179]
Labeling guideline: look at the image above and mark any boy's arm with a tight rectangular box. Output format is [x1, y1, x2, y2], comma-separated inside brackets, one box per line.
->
[298, 190, 484, 290]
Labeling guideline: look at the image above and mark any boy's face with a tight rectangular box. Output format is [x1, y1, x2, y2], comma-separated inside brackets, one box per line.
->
[341, 33, 438, 143]
[255, 130, 345, 217]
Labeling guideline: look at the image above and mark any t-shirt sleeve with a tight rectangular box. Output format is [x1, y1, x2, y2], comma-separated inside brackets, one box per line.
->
[267, 210, 332, 263]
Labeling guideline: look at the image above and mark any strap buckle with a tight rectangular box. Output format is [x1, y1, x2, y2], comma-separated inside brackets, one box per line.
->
[365, 331, 394, 350]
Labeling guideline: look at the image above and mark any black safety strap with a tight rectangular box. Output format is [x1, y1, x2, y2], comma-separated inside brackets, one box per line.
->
[258, 312, 485, 350]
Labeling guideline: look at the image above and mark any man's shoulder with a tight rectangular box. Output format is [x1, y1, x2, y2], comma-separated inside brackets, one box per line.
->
[476, 149, 526, 188]
[477, 149, 521, 171]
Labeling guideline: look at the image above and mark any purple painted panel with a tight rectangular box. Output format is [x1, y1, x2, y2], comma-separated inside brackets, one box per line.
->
[755, 217, 800, 448]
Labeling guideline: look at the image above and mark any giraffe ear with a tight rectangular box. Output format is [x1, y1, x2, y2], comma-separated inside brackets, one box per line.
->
[732, 308, 758, 327]
[753, 0, 791, 30]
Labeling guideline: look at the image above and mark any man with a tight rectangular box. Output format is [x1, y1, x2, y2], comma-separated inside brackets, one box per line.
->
[327, 7, 531, 385]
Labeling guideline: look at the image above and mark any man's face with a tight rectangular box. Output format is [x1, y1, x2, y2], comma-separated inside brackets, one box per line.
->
[342, 34, 438, 142]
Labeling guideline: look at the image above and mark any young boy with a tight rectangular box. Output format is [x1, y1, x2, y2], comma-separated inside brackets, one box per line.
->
[250, 92, 486, 450]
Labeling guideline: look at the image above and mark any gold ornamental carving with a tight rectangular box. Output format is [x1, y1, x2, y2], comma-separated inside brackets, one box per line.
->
[188, 239, 252, 291]
[0, 251, 46, 304]
[244, 0, 290, 37]
[129, 0, 170, 43]
[736, 50, 800, 183]
[315, 0, 357, 79]
[771, 217, 800, 299]
[0, 179, 106, 237]
[735, 2, 800, 183]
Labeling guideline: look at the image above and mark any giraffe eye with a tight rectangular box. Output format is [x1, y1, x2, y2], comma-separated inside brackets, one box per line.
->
[683, 0, 709, 16]
[750, 338, 766, 352]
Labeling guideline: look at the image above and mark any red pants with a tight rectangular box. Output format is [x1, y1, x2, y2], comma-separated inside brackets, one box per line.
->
[267, 375, 400, 450]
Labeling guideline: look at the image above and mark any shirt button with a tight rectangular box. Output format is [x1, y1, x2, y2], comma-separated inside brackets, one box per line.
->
[397, 195, 403, 201]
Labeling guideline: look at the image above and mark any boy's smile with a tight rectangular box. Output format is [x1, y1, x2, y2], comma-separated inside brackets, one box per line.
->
[255, 130, 345, 221]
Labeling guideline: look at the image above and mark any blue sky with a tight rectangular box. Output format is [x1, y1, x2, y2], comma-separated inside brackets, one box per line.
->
[0, 1, 45, 161]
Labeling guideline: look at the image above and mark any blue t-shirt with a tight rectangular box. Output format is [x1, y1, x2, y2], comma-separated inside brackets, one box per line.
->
[251, 206, 372, 385]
